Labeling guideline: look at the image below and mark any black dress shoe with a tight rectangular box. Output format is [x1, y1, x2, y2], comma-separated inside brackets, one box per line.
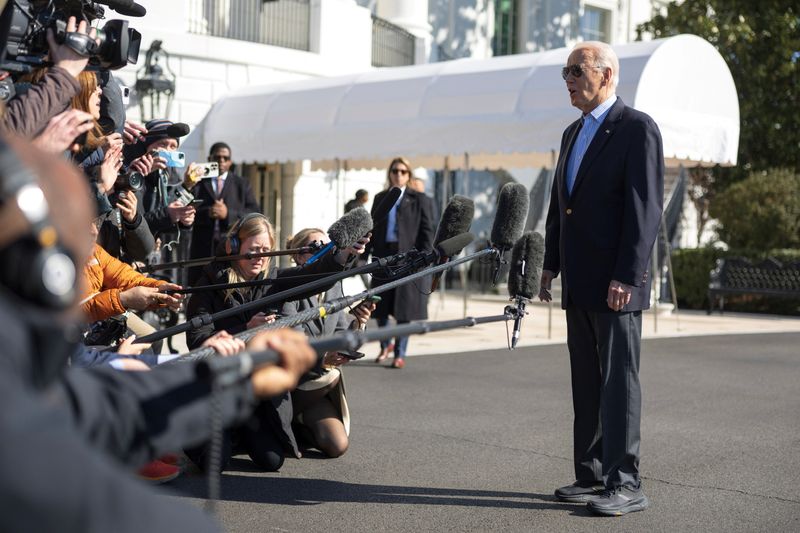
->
[587, 485, 649, 516]
[554, 480, 605, 503]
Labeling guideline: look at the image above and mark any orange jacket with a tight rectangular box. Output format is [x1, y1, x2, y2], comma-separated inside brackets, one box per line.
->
[82, 243, 165, 322]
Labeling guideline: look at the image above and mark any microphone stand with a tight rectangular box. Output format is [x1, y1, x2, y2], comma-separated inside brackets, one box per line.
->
[140, 245, 320, 273]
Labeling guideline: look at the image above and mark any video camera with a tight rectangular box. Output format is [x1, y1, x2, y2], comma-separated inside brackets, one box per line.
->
[0, 0, 145, 75]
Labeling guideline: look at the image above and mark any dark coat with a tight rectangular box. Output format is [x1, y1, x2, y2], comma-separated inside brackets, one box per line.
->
[0, 292, 253, 532]
[367, 187, 436, 321]
[189, 172, 260, 258]
[96, 195, 155, 264]
[543, 98, 664, 312]
[280, 282, 353, 338]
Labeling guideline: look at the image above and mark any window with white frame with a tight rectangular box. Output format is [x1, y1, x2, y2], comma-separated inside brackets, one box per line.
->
[581, 4, 611, 42]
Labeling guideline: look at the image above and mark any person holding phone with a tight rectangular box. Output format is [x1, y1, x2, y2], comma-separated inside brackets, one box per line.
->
[187, 142, 260, 285]
[281, 228, 376, 459]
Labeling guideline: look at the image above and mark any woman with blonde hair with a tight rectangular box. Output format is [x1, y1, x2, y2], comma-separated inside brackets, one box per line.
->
[185, 213, 370, 471]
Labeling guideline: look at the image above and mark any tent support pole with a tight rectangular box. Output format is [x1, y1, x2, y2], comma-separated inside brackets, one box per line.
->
[438, 156, 450, 309]
[462, 152, 469, 318]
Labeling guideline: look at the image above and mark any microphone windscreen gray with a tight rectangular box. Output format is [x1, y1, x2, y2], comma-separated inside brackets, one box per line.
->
[433, 195, 474, 246]
[166, 123, 190, 138]
[508, 231, 545, 300]
[371, 187, 402, 228]
[437, 232, 475, 257]
[328, 207, 373, 249]
[490, 183, 529, 249]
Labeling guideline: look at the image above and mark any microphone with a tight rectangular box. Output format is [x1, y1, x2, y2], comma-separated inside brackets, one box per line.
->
[507, 231, 545, 348]
[489, 182, 530, 283]
[304, 207, 373, 266]
[98, 0, 147, 16]
[370, 187, 402, 230]
[430, 195, 475, 292]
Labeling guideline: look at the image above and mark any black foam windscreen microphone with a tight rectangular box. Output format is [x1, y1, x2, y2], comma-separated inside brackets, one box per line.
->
[305, 207, 373, 266]
[507, 231, 545, 348]
[490, 183, 529, 250]
[489, 182, 529, 284]
[371, 187, 402, 229]
[99, 0, 147, 16]
[430, 195, 475, 292]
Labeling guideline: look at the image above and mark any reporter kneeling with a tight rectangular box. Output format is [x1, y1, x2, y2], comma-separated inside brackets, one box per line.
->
[282, 229, 376, 458]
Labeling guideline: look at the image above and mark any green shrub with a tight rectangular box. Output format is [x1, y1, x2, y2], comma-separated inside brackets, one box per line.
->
[671, 247, 800, 314]
[710, 168, 800, 250]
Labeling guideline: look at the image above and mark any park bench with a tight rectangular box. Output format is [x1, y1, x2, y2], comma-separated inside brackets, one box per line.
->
[707, 257, 800, 314]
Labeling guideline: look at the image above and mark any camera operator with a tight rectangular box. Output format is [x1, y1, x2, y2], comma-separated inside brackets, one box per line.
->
[0, 133, 316, 532]
[125, 119, 195, 282]
[0, 16, 95, 138]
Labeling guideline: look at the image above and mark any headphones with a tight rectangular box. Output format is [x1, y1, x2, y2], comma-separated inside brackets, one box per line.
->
[0, 140, 77, 310]
[224, 212, 270, 255]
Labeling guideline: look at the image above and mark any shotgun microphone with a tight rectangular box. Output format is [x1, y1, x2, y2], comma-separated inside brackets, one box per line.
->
[370, 187, 402, 230]
[489, 183, 529, 284]
[305, 207, 373, 266]
[430, 195, 475, 292]
[508, 231, 545, 348]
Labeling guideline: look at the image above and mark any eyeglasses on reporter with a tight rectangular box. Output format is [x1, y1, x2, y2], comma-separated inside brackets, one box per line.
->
[210, 154, 231, 162]
[561, 64, 605, 80]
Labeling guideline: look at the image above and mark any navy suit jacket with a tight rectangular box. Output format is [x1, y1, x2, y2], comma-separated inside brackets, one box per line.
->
[543, 98, 664, 312]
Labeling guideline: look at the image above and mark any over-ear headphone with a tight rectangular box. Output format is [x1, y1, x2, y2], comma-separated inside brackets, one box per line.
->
[0, 140, 77, 310]
[224, 212, 270, 255]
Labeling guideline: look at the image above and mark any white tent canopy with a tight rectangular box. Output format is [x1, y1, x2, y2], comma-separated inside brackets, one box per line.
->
[185, 34, 739, 170]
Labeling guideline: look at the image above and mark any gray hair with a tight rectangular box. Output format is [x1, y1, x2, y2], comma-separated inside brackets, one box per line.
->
[575, 41, 620, 88]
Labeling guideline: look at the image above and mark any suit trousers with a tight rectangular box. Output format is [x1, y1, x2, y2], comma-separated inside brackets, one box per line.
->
[565, 306, 642, 489]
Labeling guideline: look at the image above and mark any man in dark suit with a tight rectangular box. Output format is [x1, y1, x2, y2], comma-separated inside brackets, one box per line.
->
[539, 41, 664, 516]
[366, 157, 436, 369]
[188, 142, 260, 284]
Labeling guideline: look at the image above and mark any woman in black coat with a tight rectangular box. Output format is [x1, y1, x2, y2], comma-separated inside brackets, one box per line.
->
[367, 157, 436, 369]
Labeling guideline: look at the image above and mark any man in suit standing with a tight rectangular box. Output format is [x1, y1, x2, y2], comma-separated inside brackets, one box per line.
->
[539, 41, 664, 516]
[188, 142, 260, 284]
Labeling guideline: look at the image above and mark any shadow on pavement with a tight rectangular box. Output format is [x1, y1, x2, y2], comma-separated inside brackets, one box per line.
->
[172, 473, 578, 511]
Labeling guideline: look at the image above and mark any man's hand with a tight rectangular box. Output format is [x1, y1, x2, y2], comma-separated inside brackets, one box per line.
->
[167, 200, 195, 226]
[123, 120, 147, 145]
[246, 312, 277, 330]
[47, 17, 96, 78]
[247, 329, 316, 398]
[210, 199, 228, 220]
[128, 152, 154, 175]
[32, 109, 94, 154]
[116, 191, 138, 223]
[539, 269, 555, 302]
[607, 280, 633, 311]
[97, 144, 123, 194]
[202, 330, 246, 357]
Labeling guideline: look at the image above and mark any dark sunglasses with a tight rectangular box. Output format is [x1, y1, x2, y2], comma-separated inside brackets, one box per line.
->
[211, 154, 231, 162]
[390, 168, 409, 175]
[561, 64, 602, 80]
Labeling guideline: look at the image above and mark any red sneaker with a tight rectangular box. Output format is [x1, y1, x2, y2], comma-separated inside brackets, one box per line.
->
[138, 460, 181, 484]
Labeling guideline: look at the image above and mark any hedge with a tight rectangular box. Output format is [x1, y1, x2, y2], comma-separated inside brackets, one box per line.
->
[671, 248, 800, 315]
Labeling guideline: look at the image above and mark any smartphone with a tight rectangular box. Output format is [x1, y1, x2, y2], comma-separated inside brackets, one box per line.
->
[337, 350, 366, 360]
[119, 84, 130, 105]
[157, 150, 186, 168]
[365, 295, 382, 303]
[194, 162, 219, 179]
[189, 199, 204, 207]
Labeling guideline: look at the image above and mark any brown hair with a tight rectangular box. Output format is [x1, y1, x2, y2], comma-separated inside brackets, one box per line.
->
[70, 71, 104, 150]
[385, 156, 412, 189]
